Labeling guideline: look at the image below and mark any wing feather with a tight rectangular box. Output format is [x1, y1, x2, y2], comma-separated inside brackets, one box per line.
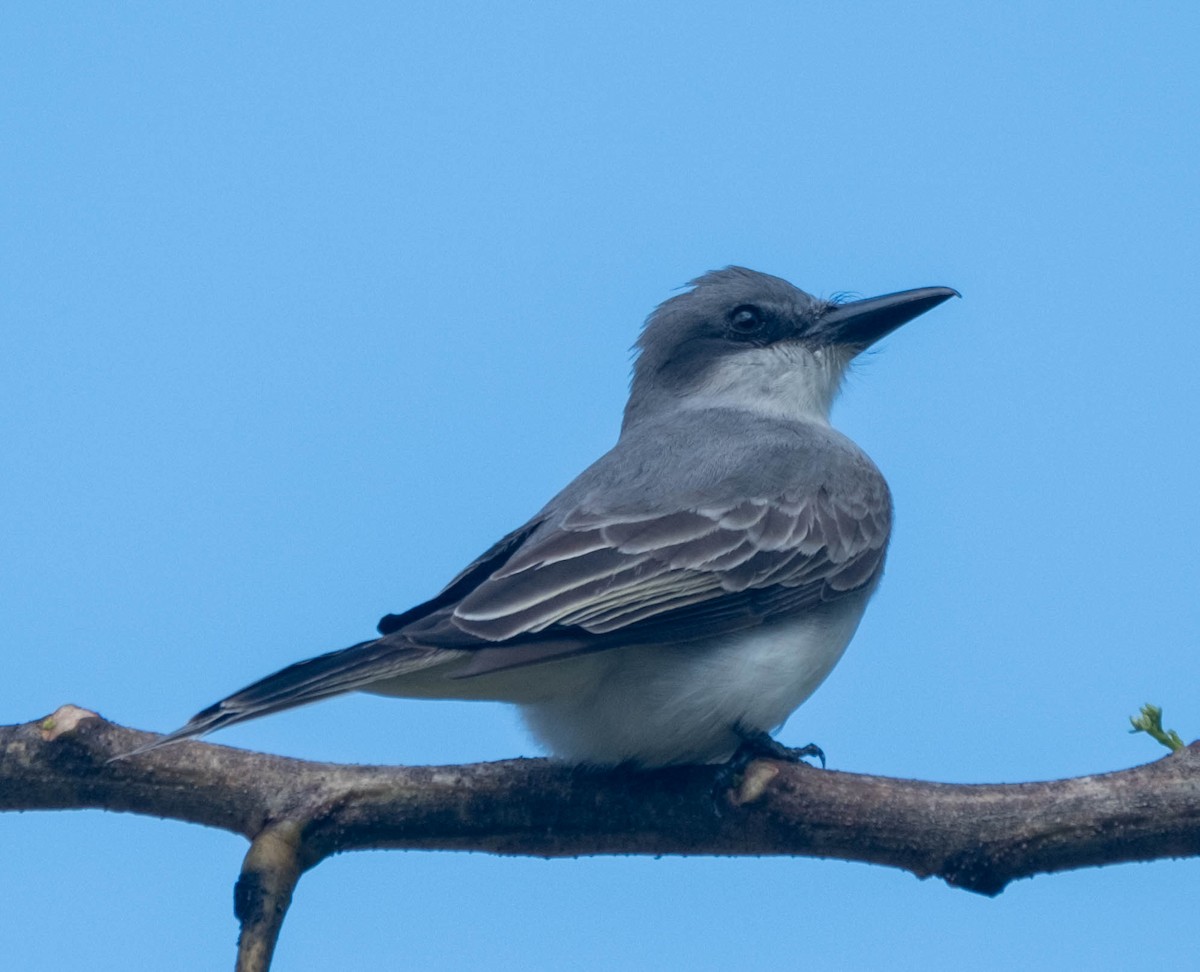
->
[445, 483, 891, 646]
[455, 547, 651, 621]
[596, 510, 722, 552]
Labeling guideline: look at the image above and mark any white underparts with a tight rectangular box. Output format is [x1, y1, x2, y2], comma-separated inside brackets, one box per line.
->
[516, 593, 870, 766]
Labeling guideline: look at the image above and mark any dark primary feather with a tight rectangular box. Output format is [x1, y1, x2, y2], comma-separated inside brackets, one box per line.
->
[120, 636, 449, 755]
[376, 518, 545, 635]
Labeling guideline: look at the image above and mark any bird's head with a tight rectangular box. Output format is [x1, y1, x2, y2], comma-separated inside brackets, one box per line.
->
[624, 267, 957, 429]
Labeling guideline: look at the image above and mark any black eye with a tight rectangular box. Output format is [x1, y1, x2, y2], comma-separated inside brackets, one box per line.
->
[728, 305, 765, 334]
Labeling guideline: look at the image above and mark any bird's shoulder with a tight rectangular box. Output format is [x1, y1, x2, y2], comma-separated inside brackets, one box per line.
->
[544, 407, 890, 524]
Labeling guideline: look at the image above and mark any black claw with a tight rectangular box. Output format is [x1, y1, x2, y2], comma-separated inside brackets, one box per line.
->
[710, 727, 827, 811]
[730, 726, 826, 769]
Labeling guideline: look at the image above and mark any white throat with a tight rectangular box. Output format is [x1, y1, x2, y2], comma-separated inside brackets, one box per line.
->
[680, 343, 851, 424]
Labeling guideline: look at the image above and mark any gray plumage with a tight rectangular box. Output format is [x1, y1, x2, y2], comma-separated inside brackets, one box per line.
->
[131, 268, 956, 765]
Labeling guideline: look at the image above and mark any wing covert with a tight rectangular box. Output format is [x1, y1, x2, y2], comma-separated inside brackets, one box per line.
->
[444, 484, 891, 643]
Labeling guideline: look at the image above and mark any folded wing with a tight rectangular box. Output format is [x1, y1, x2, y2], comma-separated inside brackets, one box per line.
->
[396, 482, 892, 675]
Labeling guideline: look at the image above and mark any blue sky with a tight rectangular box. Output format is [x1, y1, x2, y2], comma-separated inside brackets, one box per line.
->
[3, 3, 1198, 969]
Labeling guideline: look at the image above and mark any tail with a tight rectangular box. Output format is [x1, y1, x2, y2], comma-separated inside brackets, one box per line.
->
[120, 637, 450, 757]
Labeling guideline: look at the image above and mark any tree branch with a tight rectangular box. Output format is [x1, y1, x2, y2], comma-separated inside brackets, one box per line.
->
[4, 705, 1199, 970]
[235, 820, 305, 972]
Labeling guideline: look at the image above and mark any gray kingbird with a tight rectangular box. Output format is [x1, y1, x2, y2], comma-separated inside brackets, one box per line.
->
[134, 268, 957, 766]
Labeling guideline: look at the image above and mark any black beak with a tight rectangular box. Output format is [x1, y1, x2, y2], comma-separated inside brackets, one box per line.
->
[820, 286, 959, 349]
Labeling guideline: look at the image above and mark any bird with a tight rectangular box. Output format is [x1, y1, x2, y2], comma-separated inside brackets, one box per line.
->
[131, 268, 957, 767]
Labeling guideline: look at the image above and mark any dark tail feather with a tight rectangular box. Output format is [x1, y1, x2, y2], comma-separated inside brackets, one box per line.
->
[119, 637, 448, 758]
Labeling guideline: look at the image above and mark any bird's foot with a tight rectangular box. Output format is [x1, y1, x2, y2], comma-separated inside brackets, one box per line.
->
[731, 726, 825, 770]
[711, 727, 825, 809]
